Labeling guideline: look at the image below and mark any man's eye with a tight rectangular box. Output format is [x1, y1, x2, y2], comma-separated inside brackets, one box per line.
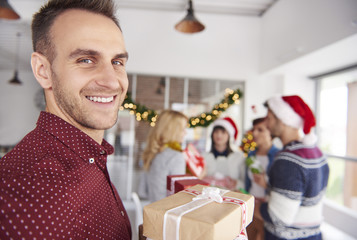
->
[79, 59, 93, 64]
[112, 60, 123, 66]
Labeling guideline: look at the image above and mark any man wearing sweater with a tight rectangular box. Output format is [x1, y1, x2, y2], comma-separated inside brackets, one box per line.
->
[254, 95, 329, 240]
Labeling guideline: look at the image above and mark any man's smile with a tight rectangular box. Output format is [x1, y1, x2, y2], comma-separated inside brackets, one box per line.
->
[86, 96, 115, 103]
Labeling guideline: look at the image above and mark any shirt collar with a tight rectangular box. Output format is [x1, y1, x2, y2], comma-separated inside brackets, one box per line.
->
[36, 111, 114, 160]
[212, 148, 229, 158]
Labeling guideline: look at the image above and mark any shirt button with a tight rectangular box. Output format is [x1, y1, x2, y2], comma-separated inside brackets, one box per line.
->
[100, 150, 106, 155]
[89, 158, 95, 164]
[121, 211, 125, 216]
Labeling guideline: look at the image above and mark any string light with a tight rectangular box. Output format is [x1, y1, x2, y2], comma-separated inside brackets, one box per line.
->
[121, 88, 243, 128]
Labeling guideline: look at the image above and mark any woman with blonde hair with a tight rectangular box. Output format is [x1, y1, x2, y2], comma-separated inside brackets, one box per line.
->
[142, 109, 188, 202]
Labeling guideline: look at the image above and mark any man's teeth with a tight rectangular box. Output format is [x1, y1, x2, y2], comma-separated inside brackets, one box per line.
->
[87, 96, 114, 103]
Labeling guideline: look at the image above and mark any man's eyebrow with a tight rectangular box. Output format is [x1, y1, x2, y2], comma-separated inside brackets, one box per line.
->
[69, 49, 100, 59]
[69, 49, 129, 61]
[115, 52, 129, 61]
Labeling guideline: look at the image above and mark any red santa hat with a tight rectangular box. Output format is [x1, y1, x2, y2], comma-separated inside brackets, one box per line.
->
[266, 95, 317, 145]
[212, 117, 238, 141]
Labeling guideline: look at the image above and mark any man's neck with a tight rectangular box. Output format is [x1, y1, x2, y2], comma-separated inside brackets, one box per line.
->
[280, 128, 300, 146]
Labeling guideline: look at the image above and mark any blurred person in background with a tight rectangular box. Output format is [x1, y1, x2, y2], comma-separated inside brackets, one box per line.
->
[202, 117, 245, 190]
[245, 117, 280, 240]
[142, 110, 188, 202]
[255, 95, 329, 240]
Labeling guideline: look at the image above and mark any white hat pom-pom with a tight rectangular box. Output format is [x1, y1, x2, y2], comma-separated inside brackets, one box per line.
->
[302, 132, 317, 145]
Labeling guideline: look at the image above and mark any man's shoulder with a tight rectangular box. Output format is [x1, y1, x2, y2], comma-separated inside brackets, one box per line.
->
[0, 127, 54, 176]
[275, 142, 326, 168]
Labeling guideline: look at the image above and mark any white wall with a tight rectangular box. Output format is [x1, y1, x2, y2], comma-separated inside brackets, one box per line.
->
[119, 9, 261, 80]
[260, 0, 357, 73]
[0, 70, 41, 145]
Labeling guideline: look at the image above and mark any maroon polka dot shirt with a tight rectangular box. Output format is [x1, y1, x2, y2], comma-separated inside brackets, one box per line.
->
[0, 112, 132, 239]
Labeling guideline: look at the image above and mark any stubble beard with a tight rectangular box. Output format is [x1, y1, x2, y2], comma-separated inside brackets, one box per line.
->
[51, 72, 120, 131]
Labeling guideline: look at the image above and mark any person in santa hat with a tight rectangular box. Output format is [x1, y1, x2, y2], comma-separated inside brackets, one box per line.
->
[201, 117, 246, 190]
[254, 95, 330, 240]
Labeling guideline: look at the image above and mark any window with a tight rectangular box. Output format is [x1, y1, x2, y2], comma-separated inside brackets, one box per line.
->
[315, 65, 357, 213]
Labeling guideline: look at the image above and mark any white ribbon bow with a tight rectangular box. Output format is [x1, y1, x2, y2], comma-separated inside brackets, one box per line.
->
[192, 187, 227, 203]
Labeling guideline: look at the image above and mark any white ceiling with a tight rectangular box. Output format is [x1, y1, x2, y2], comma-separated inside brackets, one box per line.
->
[0, 0, 277, 72]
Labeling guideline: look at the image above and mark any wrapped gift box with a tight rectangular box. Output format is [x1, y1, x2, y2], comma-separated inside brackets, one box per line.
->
[144, 184, 254, 240]
[167, 174, 209, 196]
[183, 143, 205, 177]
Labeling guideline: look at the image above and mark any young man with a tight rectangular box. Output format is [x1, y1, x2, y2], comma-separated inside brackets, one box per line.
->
[255, 95, 330, 240]
[0, 0, 131, 239]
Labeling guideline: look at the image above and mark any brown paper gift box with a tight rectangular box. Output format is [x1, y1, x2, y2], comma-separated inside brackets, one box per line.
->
[143, 184, 254, 240]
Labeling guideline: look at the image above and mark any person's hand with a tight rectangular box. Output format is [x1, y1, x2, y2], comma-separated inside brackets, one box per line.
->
[198, 166, 207, 179]
[253, 173, 267, 189]
[254, 199, 263, 221]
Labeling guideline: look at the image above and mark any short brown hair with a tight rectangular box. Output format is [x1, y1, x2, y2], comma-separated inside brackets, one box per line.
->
[252, 117, 266, 126]
[31, 0, 121, 63]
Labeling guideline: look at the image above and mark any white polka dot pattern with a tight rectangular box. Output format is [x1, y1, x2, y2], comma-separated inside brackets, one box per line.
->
[0, 112, 131, 239]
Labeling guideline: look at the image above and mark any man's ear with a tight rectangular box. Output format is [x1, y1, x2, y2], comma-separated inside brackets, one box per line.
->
[31, 52, 52, 89]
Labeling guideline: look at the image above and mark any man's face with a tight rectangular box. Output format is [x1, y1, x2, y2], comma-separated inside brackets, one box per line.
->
[266, 109, 283, 139]
[252, 120, 271, 147]
[48, 9, 128, 133]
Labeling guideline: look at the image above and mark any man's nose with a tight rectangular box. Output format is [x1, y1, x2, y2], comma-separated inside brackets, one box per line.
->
[96, 63, 121, 89]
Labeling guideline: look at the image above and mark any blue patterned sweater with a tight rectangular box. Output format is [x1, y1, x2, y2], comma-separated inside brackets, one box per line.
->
[260, 141, 329, 240]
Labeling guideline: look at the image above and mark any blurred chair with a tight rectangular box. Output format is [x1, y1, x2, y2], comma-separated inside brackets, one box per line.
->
[131, 192, 143, 235]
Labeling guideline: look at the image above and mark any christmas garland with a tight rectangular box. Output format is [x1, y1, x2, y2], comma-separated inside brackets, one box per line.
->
[120, 88, 243, 128]
[239, 130, 256, 157]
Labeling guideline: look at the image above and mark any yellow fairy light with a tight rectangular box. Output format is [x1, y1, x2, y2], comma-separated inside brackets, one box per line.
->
[201, 113, 206, 118]
[223, 103, 228, 108]
[213, 110, 218, 115]
[128, 103, 134, 109]
[200, 120, 205, 125]
[124, 103, 129, 108]
[150, 122, 156, 127]
[235, 100, 240, 104]
[206, 115, 212, 121]
[119, 106, 124, 111]
[191, 121, 196, 126]
[136, 116, 142, 121]
[133, 105, 137, 109]
[129, 110, 134, 115]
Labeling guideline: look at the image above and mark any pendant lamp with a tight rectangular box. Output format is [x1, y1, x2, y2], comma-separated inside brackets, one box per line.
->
[0, 0, 20, 20]
[9, 32, 22, 85]
[175, 0, 205, 34]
